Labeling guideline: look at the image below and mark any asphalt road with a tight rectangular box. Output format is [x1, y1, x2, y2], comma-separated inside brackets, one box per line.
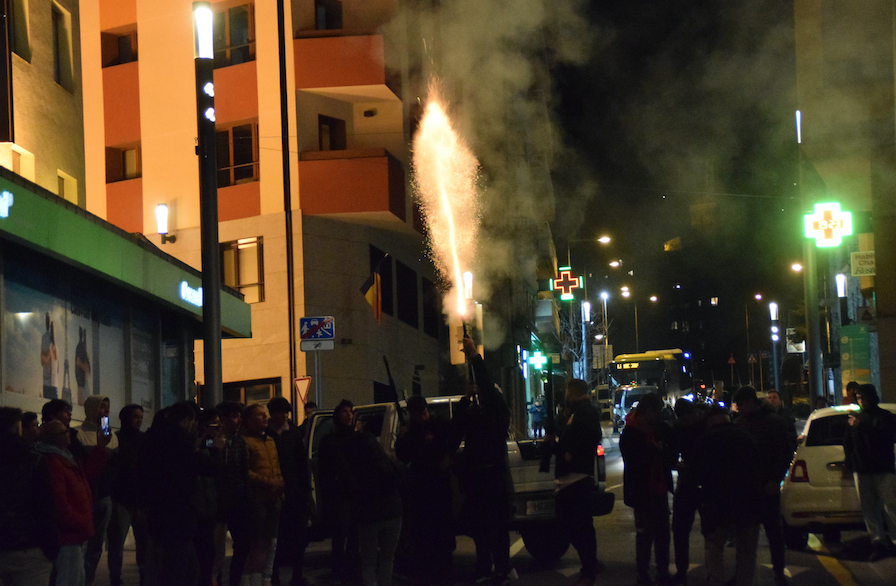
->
[94, 425, 895, 586]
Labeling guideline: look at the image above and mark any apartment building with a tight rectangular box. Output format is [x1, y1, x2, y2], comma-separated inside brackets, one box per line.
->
[79, 0, 442, 409]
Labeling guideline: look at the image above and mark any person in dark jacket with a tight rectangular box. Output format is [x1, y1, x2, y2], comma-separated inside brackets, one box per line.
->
[0, 407, 59, 584]
[319, 400, 361, 584]
[669, 398, 705, 586]
[394, 395, 456, 586]
[106, 404, 147, 586]
[844, 383, 896, 561]
[214, 401, 251, 586]
[347, 426, 403, 586]
[266, 397, 312, 586]
[453, 337, 514, 585]
[545, 379, 603, 586]
[732, 386, 795, 585]
[695, 406, 762, 586]
[620, 392, 674, 586]
[140, 402, 224, 586]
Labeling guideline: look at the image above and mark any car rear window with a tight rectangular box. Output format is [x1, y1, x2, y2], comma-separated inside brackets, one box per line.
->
[805, 414, 849, 447]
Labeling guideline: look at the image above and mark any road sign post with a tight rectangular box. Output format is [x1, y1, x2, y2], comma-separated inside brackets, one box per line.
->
[300, 316, 335, 406]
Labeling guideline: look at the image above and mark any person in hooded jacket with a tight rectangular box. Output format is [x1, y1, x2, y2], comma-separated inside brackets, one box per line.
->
[620, 392, 674, 586]
[36, 419, 109, 586]
[0, 407, 59, 585]
[74, 395, 118, 586]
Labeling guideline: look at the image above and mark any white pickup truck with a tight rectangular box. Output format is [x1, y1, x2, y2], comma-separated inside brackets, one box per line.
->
[306, 396, 613, 562]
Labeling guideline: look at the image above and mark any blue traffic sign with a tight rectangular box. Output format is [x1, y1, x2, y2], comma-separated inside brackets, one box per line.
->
[300, 316, 335, 340]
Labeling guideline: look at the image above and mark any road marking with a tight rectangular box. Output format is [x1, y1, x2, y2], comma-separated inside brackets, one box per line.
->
[607, 483, 623, 491]
[807, 533, 859, 586]
[510, 536, 525, 557]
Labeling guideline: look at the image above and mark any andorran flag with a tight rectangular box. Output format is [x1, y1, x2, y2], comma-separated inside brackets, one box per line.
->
[360, 254, 387, 324]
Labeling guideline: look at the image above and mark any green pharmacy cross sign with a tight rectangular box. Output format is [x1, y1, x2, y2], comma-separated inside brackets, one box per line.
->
[805, 202, 852, 248]
[528, 351, 548, 371]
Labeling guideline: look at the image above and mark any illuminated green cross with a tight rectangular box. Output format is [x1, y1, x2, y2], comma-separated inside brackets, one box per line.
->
[528, 351, 548, 370]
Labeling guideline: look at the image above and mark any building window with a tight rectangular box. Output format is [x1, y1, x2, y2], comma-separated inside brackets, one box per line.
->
[710, 297, 719, 306]
[396, 261, 418, 328]
[370, 246, 393, 316]
[51, 3, 73, 91]
[318, 115, 346, 151]
[57, 169, 76, 205]
[101, 29, 137, 68]
[216, 123, 258, 187]
[220, 377, 280, 406]
[221, 237, 264, 303]
[315, 0, 343, 30]
[9, 0, 32, 61]
[422, 277, 440, 338]
[105, 145, 141, 183]
[214, 4, 255, 69]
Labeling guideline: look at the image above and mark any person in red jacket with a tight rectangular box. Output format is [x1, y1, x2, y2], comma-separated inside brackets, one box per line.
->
[35, 419, 109, 586]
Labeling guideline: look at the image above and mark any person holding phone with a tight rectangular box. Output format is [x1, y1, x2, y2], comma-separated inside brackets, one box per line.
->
[74, 395, 118, 585]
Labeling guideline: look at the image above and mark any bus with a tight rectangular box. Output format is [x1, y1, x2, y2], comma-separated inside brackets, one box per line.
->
[609, 348, 693, 404]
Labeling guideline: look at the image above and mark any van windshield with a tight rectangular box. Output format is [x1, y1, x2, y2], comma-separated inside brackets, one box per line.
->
[624, 391, 650, 409]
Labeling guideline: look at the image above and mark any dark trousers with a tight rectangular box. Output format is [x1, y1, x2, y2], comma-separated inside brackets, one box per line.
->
[272, 499, 310, 586]
[634, 494, 671, 581]
[760, 492, 786, 576]
[228, 512, 252, 586]
[195, 517, 217, 586]
[85, 496, 112, 584]
[328, 503, 361, 582]
[466, 487, 511, 577]
[107, 502, 147, 586]
[146, 537, 198, 586]
[556, 477, 599, 579]
[672, 479, 699, 576]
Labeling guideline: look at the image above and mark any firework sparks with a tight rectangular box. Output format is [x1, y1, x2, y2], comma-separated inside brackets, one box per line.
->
[413, 87, 480, 318]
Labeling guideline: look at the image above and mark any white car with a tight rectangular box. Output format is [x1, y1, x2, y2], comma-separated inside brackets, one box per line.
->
[780, 403, 896, 549]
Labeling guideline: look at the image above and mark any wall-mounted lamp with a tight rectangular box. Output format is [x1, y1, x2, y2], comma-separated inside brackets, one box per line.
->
[156, 204, 176, 244]
[835, 273, 847, 298]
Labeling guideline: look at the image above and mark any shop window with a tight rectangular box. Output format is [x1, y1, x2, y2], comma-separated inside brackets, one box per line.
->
[10, 0, 32, 62]
[318, 115, 346, 151]
[214, 3, 255, 69]
[221, 377, 280, 406]
[221, 237, 264, 303]
[51, 3, 73, 91]
[216, 122, 258, 187]
[370, 246, 394, 316]
[106, 145, 141, 183]
[396, 261, 418, 328]
[422, 277, 440, 338]
[101, 29, 137, 68]
[315, 0, 343, 30]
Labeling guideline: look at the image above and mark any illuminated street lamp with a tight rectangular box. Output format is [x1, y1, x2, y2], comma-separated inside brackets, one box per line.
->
[770, 302, 781, 392]
[621, 288, 656, 353]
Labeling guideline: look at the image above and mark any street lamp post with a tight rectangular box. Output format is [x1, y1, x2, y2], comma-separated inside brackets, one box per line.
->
[193, 2, 222, 409]
[770, 302, 781, 393]
[621, 288, 657, 353]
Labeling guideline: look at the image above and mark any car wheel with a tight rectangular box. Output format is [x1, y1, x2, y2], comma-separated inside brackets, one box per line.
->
[783, 524, 809, 550]
[822, 529, 842, 544]
[520, 528, 569, 563]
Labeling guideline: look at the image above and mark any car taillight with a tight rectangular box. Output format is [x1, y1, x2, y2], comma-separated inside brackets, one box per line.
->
[596, 445, 605, 458]
[790, 460, 809, 483]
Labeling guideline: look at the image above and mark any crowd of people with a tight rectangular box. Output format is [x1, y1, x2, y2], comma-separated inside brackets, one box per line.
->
[619, 381, 896, 586]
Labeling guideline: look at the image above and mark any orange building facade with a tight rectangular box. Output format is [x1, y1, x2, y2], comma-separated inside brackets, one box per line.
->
[79, 0, 442, 409]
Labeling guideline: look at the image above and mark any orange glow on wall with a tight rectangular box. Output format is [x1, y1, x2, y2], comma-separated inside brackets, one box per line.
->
[299, 151, 404, 220]
[218, 182, 261, 222]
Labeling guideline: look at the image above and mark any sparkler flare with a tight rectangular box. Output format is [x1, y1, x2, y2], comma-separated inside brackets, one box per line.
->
[413, 87, 480, 318]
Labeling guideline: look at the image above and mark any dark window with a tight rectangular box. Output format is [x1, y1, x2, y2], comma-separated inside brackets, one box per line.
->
[422, 277, 440, 338]
[10, 0, 32, 62]
[315, 0, 343, 30]
[52, 5, 73, 91]
[220, 377, 280, 406]
[318, 115, 347, 151]
[216, 123, 259, 187]
[214, 4, 255, 68]
[105, 146, 141, 183]
[396, 261, 418, 328]
[221, 237, 264, 303]
[806, 414, 850, 447]
[101, 30, 137, 68]
[370, 246, 393, 316]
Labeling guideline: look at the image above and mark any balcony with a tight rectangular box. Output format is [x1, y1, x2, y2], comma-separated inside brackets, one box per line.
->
[294, 33, 398, 99]
[103, 61, 141, 146]
[106, 177, 143, 233]
[299, 148, 405, 222]
[214, 61, 258, 124]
